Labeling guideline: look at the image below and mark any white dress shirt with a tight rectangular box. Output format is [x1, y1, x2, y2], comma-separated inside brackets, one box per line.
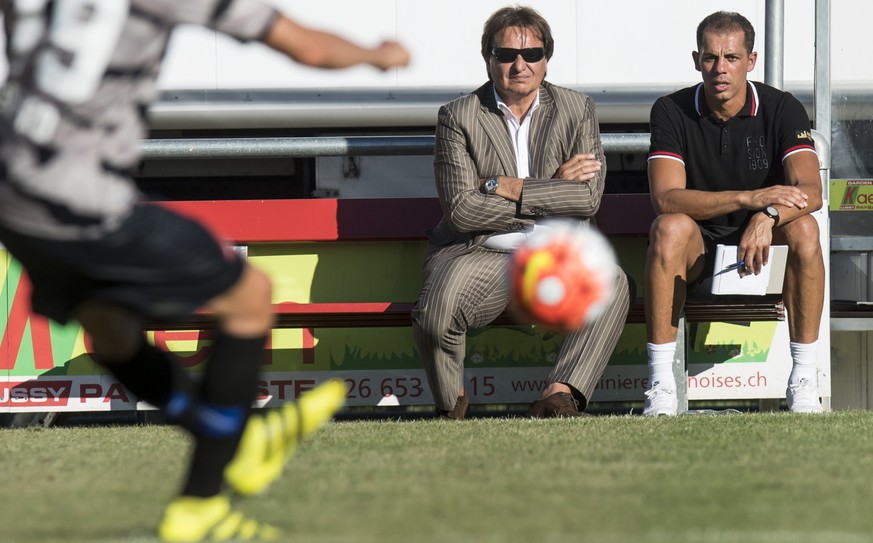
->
[483, 89, 544, 250]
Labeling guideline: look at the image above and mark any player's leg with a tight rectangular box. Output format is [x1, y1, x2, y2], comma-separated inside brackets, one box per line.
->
[776, 214, 825, 344]
[75, 303, 198, 419]
[208, 267, 345, 497]
[62, 204, 338, 540]
[151, 263, 279, 543]
[154, 264, 343, 542]
[642, 213, 706, 416]
[165, 264, 272, 501]
[71, 278, 279, 541]
[0, 212, 252, 497]
[74, 277, 267, 501]
[75, 278, 267, 501]
[774, 214, 825, 413]
[73, 303, 278, 541]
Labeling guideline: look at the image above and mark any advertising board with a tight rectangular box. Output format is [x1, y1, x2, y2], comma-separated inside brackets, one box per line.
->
[2, 236, 828, 412]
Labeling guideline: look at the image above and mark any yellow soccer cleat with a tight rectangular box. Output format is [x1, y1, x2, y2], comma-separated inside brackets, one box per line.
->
[158, 494, 280, 542]
[225, 378, 346, 496]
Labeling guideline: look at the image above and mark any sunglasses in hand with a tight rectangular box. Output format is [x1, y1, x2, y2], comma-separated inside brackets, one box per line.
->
[491, 47, 546, 64]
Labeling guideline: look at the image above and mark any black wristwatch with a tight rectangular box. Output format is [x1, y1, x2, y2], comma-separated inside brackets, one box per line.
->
[484, 177, 499, 195]
[763, 205, 780, 227]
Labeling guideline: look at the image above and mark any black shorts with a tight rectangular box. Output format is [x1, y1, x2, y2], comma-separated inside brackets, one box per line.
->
[0, 204, 244, 324]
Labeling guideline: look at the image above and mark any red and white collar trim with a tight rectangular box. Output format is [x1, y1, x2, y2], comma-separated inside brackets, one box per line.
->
[748, 81, 760, 116]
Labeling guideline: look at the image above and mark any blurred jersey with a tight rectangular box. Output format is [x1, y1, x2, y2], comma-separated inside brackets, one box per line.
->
[0, 0, 276, 239]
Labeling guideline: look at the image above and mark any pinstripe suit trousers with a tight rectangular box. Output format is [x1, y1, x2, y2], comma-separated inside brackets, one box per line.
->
[411, 245, 631, 411]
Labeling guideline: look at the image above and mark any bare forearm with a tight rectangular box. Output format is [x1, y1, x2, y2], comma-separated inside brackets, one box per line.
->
[264, 16, 408, 70]
[654, 188, 750, 219]
[657, 183, 820, 222]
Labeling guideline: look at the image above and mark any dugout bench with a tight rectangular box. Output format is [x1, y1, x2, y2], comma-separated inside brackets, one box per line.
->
[155, 194, 786, 413]
[158, 194, 784, 329]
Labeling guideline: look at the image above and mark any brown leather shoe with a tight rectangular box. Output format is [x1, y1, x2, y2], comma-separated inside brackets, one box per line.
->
[436, 395, 469, 420]
[527, 392, 587, 418]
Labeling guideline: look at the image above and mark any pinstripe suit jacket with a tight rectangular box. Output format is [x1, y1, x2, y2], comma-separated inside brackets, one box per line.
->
[426, 80, 606, 260]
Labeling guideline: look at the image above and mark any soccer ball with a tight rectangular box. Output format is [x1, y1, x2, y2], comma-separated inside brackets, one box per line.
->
[510, 221, 616, 331]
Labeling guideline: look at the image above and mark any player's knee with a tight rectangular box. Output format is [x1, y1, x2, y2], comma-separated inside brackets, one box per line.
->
[90, 338, 141, 364]
[244, 266, 273, 310]
[241, 266, 274, 328]
[76, 304, 143, 362]
[784, 215, 822, 260]
[649, 214, 698, 254]
[649, 213, 699, 249]
[211, 265, 274, 334]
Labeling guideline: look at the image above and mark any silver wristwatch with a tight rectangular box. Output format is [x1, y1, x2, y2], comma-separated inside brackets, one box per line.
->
[484, 177, 499, 195]
[763, 205, 780, 226]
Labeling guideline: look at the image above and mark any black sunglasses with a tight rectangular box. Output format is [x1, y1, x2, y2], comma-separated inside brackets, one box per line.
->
[491, 47, 546, 64]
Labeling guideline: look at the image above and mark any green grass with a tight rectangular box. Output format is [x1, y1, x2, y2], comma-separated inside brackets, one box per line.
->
[3, 412, 873, 542]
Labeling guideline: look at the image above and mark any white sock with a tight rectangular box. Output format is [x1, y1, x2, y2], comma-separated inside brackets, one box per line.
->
[788, 340, 819, 386]
[647, 342, 677, 391]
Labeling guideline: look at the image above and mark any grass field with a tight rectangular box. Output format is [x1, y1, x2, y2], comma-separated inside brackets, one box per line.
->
[3, 412, 873, 543]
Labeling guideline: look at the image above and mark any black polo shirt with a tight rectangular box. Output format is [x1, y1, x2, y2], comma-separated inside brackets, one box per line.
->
[648, 81, 816, 236]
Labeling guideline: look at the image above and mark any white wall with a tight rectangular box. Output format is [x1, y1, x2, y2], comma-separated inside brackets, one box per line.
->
[157, 0, 867, 91]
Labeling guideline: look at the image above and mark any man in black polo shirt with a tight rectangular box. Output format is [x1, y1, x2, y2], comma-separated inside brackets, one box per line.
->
[642, 11, 824, 415]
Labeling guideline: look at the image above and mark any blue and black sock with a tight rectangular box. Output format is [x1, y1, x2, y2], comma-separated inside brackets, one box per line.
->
[97, 333, 266, 497]
[181, 330, 266, 497]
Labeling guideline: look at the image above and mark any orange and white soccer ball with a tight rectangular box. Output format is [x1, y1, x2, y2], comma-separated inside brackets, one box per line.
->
[510, 222, 616, 331]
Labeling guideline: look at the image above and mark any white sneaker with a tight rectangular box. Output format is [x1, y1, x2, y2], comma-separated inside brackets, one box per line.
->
[643, 383, 678, 416]
[787, 378, 823, 413]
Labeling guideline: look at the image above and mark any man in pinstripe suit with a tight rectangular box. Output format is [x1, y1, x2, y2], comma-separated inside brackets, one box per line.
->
[412, 6, 630, 420]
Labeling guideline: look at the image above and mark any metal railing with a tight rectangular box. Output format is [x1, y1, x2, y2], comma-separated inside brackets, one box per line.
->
[140, 130, 830, 173]
[140, 130, 829, 179]
[139, 133, 652, 160]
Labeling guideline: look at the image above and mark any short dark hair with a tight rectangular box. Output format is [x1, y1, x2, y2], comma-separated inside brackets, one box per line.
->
[480, 5, 554, 63]
[696, 11, 755, 54]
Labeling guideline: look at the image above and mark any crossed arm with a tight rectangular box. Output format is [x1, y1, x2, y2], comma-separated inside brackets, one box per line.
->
[648, 150, 822, 272]
[484, 153, 602, 202]
[435, 97, 606, 234]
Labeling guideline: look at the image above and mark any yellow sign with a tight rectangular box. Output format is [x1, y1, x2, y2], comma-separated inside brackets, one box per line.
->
[830, 179, 873, 211]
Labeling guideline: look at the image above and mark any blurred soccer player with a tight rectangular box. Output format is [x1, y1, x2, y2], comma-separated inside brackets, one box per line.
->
[0, 1, 409, 541]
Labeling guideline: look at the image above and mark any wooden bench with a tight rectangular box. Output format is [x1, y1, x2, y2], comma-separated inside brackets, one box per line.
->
[155, 194, 786, 330]
[158, 299, 785, 331]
